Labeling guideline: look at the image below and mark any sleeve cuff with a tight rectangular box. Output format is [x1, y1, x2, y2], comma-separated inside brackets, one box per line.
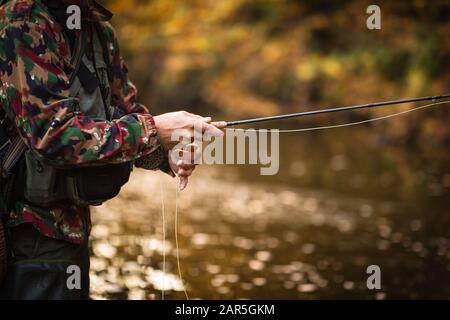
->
[135, 114, 176, 177]
[134, 146, 175, 177]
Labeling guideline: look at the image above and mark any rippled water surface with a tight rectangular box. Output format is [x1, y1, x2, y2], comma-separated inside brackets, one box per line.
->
[90, 164, 450, 300]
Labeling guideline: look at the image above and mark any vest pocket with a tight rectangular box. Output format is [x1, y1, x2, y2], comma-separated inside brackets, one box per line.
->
[23, 151, 67, 207]
[65, 163, 132, 207]
[23, 150, 132, 208]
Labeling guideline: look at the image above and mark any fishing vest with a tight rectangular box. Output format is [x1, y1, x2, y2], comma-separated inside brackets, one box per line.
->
[0, 0, 131, 284]
[3, 0, 133, 208]
[23, 27, 132, 208]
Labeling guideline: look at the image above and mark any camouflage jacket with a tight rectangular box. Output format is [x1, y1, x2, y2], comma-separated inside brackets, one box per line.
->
[0, 0, 168, 243]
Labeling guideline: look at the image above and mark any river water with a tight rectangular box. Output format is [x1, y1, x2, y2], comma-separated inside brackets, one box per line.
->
[90, 130, 450, 300]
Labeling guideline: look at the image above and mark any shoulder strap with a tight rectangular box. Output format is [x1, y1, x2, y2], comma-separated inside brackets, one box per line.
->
[0, 136, 27, 179]
[39, 1, 86, 85]
[94, 22, 114, 83]
[0, 6, 112, 177]
[0, 2, 87, 178]
[68, 29, 87, 85]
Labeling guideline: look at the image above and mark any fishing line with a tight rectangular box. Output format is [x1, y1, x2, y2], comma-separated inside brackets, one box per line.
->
[225, 100, 450, 133]
[159, 175, 190, 300]
[159, 175, 166, 300]
[159, 175, 189, 300]
[175, 184, 190, 300]
[224, 94, 450, 127]
[167, 100, 449, 300]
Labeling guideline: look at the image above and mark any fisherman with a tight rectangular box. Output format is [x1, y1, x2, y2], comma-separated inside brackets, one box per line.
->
[0, 0, 223, 299]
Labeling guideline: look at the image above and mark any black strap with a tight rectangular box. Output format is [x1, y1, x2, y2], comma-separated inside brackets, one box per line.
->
[0, 125, 11, 157]
[0, 3, 113, 178]
[91, 23, 113, 120]
[94, 23, 114, 83]
[0, 1, 87, 179]
[0, 136, 27, 179]
[68, 29, 87, 85]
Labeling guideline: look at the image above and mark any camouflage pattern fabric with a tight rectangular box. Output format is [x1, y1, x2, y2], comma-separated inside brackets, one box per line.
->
[0, 0, 168, 243]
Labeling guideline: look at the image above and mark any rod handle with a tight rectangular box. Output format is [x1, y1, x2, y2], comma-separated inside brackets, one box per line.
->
[211, 121, 228, 129]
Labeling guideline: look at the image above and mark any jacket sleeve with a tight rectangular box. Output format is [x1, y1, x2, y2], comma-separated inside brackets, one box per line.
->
[104, 23, 175, 175]
[0, 19, 162, 167]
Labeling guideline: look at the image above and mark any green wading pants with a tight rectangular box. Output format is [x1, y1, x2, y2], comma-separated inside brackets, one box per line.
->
[0, 223, 90, 300]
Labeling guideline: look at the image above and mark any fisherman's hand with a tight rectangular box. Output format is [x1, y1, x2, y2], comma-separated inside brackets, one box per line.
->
[154, 111, 224, 152]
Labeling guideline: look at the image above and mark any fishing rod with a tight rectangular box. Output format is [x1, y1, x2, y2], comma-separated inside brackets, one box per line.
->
[219, 93, 450, 127]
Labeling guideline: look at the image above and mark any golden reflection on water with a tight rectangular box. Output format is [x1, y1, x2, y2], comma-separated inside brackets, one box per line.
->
[90, 166, 450, 300]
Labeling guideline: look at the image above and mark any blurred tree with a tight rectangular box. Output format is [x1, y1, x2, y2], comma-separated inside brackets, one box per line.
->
[101, 0, 450, 200]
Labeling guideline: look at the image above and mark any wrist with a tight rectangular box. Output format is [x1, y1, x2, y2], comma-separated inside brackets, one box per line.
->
[153, 115, 170, 153]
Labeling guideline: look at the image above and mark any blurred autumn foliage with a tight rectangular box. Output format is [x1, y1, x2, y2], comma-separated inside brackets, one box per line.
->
[105, 0, 449, 113]
[103, 0, 450, 201]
